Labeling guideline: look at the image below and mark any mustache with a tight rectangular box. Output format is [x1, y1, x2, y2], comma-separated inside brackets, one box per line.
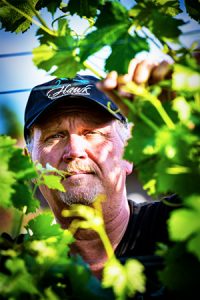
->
[62, 161, 96, 176]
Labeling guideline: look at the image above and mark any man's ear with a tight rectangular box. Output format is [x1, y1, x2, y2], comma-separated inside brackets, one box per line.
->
[123, 160, 133, 175]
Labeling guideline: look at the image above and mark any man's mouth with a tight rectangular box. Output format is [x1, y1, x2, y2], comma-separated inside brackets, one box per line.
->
[63, 171, 95, 178]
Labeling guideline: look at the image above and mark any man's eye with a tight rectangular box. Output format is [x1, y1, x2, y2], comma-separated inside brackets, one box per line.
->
[46, 132, 65, 140]
[84, 131, 99, 136]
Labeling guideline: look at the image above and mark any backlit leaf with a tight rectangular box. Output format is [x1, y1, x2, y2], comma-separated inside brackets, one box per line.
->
[0, 0, 38, 33]
[79, 23, 129, 63]
[0, 258, 39, 296]
[66, 0, 103, 18]
[42, 174, 65, 192]
[172, 64, 200, 92]
[35, 0, 62, 15]
[105, 33, 149, 73]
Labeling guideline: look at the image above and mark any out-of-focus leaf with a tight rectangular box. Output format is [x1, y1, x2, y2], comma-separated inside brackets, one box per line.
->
[187, 232, 200, 261]
[168, 199, 200, 241]
[9, 148, 37, 180]
[66, 255, 112, 300]
[105, 33, 149, 73]
[102, 257, 145, 300]
[79, 23, 129, 63]
[0, 136, 38, 212]
[7, 145, 38, 213]
[172, 97, 191, 123]
[154, 0, 182, 16]
[33, 20, 81, 78]
[129, 1, 185, 41]
[172, 64, 200, 92]
[0, 164, 15, 207]
[11, 181, 40, 213]
[0, 0, 38, 33]
[0, 257, 39, 296]
[159, 243, 200, 297]
[95, 1, 129, 28]
[42, 174, 65, 192]
[168, 195, 200, 260]
[155, 125, 200, 198]
[35, 0, 62, 15]
[185, 0, 200, 23]
[66, 0, 104, 18]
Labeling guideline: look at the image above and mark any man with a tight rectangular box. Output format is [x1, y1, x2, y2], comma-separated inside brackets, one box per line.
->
[24, 59, 174, 298]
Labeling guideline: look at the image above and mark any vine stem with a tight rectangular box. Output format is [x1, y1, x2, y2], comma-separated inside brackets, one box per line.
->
[83, 61, 104, 79]
[125, 82, 175, 129]
[123, 98, 159, 131]
[149, 96, 175, 129]
[2, 0, 57, 36]
[27, 0, 49, 29]
[96, 227, 115, 259]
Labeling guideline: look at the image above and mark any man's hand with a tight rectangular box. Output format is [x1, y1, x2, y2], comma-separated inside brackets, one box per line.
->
[97, 58, 172, 116]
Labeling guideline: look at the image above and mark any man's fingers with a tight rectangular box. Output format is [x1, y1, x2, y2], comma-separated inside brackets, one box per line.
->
[97, 58, 173, 114]
[133, 60, 156, 84]
[128, 58, 140, 79]
[97, 71, 118, 90]
[150, 61, 171, 83]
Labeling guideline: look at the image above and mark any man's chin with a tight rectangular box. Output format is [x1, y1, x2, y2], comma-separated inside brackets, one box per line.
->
[57, 190, 100, 206]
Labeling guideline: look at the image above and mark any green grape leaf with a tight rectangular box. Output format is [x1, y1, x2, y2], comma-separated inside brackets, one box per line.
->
[146, 9, 184, 41]
[66, 0, 103, 18]
[185, 0, 200, 23]
[0, 165, 15, 207]
[9, 148, 37, 180]
[0, 0, 39, 33]
[172, 97, 191, 123]
[168, 197, 200, 241]
[172, 64, 200, 92]
[0, 137, 19, 207]
[0, 136, 39, 212]
[159, 243, 200, 296]
[41, 174, 65, 192]
[95, 1, 129, 29]
[105, 33, 149, 73]
[129, 1, 185, 41]
[153, 0, 182, 16]
[79, 23, 129, 63]
[26, 213, 67, 240]
[8, 146, 38, 213]
[33, 20, 81, 78]
[0, 135, 16, 164]
[168, 194, 200, 261]
[0, 136, 16, 207]
[35, 0, 62, 15]
[155, 125, 200, 198]
[102, 258, 145, 300]
[66, 255, 112, 300]
[26, 214, 74, 271]
[187, 232, 200, 261]
[11, 181, 40, 213]
[0, 258, 39, 296]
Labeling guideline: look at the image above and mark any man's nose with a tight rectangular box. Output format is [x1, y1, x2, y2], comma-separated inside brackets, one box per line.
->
[62, 134, 88, 162]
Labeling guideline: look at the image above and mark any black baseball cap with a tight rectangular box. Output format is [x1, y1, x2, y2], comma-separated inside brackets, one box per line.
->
[24, 74, 127, 141]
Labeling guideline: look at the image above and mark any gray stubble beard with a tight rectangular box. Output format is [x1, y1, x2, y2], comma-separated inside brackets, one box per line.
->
[57, 182, 104, 206]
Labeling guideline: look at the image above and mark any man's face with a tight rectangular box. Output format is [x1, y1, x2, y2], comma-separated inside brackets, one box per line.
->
[30, 104, 132, 211]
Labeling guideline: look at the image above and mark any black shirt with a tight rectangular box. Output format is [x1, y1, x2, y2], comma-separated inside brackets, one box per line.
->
[115, 200, 171, 257]
[115, 199, 174, 299]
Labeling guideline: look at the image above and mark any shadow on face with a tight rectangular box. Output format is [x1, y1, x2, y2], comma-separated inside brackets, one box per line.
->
[33, 97, 116, 128]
